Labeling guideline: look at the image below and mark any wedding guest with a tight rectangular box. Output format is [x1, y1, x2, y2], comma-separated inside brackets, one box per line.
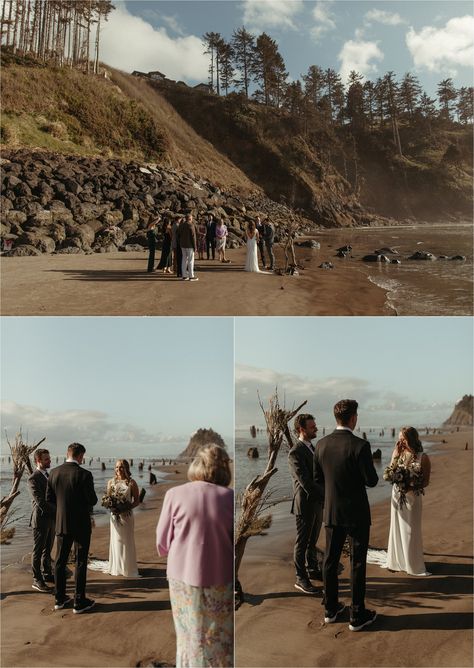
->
[216, 218, 230, 263]
[262, 219, 275, 270]
[177, 213, 198, 281]
[146, 218, 160, 273]
[156, 445, 233, 667]
[28, 448, 56, 592]
[386, 427, 431, 576]
[172, 217, 183, 277]
[106, 459, 140, 577]
[197, 218, 206, 261]
[47, 442, 97, 613]
[314, 399, 378, 631]
[255, 216, 266, 267]
[288, 414, 324, 594]
[157, 220, 173, 273]
[206, 214, 216, 260]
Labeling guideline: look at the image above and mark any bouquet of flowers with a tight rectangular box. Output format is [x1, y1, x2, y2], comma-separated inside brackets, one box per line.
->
[383, 458, 424, 508]
[101, 484, 132, 523]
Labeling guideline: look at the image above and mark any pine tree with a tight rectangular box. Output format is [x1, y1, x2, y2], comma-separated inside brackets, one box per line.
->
[437, 78, 457, 120]
[203, 31, 222, 93]
[218, 40, 234, 96]
[363, 80, 376, 128]
[345, 70, 365, 130]
[456, 87, 474, 124]
[302, 64, 325, 108]
[252, 32, 287, 107]
[399, 72, 422, 119]
[231, 26, 255, 99]
[382, 72, 403, 156]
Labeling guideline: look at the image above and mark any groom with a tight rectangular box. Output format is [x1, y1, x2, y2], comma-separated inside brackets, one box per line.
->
[314, 399, 378, 631]
[47, 442, 97, 613]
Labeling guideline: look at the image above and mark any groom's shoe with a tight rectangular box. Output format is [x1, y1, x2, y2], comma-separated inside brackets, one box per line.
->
[349, 609, 377, 632]
[73, 598, 95, 614]
[308, 568, 324, 581]
[32, 579, 50, 593]
[294, 578, 318, 594]
[54, 596, 72, 610]
[324, 602, 346, 623]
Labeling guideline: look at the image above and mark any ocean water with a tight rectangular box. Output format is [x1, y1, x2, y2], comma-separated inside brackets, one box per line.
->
[0, 456, 170, 567]
[315, 223, 473, 316]
[235, 427, 437, 519]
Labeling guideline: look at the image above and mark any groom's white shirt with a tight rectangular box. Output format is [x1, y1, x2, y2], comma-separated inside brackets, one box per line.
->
[65, 458, 79, 464]
[335, 426, 353, 433]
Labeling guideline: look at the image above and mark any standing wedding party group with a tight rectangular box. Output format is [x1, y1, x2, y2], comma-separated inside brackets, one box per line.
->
[27, 442, 234, 667]
[147, 213, 276, 279]
[288, 399, 431, 631]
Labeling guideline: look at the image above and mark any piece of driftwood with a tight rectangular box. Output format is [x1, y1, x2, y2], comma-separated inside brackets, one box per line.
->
[1, 430, 45, 542]
[234, 390, 307, 608]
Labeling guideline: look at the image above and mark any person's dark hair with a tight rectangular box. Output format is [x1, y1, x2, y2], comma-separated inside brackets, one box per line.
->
[398, 427, 423, 455]
[248, 221, 256, 233]
[294, 413, 315, 434]
[187, 444, 231, 487]
[34, 448, 49, 462]
[333, 399, 358, 425]
[67, 442, 86, 458]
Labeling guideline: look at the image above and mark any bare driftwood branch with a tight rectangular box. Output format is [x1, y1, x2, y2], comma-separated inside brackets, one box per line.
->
[234, 389, 307, 607]
[0, 430, 45, 541]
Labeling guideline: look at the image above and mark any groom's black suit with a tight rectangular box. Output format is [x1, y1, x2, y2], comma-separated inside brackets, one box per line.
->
[28, 469, 56, 582]
[314, 428, 378, 616]
[288, 440, 324, 579]
[46, 462, 97, 604]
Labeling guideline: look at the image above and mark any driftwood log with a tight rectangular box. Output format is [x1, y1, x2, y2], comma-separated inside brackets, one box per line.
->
[234, 390, 307, 608]
[1, 430, 45, 543]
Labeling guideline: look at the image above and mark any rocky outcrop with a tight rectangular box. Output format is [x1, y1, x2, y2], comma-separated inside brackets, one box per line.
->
[443, 395, 474, 426]
[1, 149, 315, 255]
[179, 428, 226, 459]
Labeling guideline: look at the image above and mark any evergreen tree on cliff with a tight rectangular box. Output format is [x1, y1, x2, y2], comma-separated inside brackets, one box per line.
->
[231, 26, 256, 99]
[252, 32, 288, 107]
[437, 78, 457, 121]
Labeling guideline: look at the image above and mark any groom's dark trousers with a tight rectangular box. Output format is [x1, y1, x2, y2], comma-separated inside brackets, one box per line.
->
[314, 429, 378, 616]
[47, 462, 97, 603]
[28, 469, 56, 581]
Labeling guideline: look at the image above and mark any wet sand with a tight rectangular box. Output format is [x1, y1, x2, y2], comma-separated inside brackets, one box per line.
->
[0, 465, 187, 668]
[235, 428, 473, 667]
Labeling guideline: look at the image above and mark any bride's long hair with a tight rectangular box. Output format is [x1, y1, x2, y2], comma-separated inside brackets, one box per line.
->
[397, 427, 423, 457]
[114, 459, 132, 483]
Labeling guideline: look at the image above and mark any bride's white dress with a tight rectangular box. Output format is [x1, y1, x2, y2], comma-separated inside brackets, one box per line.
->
[386, 455, 429, 576]
[108, 480, 139, 577]
[245, 233, 260, 272]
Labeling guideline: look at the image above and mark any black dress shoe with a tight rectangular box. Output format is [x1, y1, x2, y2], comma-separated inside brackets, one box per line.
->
[54, 596, 72, 610]
[349, 608, 377, 631]
[324, 601, 346, 623]
[308, 569, 323, 581]
[294, 578, 318, 594]
[32, 580, 50, 593]
[73, 598, 95, 614]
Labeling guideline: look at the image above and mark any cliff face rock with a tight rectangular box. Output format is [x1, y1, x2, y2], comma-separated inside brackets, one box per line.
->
[443, 395, 473, 426]
[0, 149, 314, 255]
[180, 428, 226, 459]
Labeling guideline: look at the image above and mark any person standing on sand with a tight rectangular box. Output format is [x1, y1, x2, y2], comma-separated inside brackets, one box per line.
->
[46, 442, 97, 613]
[28, 448, 56, 592]
[157, 219, 173, 274]
[156, 445, 234, 667]
[197, 217, 207, 261]
[172, 216, 183, 277]
[262, 219, 275, 270]
[178, 213, 198, 281]
[314, 399, 378, 631]
[146, 218, 160, 273]
[288, 414, 324, 595]
[255, 216, 266, 267]
[206, 214, 217, 260]
[216, 218, 230, 264]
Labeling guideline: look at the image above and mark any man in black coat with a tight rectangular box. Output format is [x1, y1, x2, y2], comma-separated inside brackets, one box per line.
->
[205, 214, 216, 260]
[288, 413, 324, 594]
[255, 216, 266, 267]
[46, 442, 97, 613]
[28, 448, 56, 592]
[262, 220, 275, 270]
[146, 217, 160, 273]
[314, 399, 378, 631]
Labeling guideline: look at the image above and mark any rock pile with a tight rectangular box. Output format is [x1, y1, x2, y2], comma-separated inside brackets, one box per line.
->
[1, 149, 314, 256]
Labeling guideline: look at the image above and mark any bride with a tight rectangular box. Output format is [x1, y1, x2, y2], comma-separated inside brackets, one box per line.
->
[244, 221, 261, 272]
[386, 427, 431, 576]
[107, 459, 140, 577]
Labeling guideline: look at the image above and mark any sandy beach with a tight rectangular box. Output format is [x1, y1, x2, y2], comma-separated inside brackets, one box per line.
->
[235, 428, 473, 668]
[0, 464, 188, 668]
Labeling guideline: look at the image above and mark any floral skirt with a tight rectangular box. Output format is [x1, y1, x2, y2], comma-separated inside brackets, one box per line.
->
[168, 578, 233, 668]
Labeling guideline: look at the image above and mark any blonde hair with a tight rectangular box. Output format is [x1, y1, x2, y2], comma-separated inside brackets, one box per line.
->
[114, 459, 132, 482]
[187, 444, 231, 487]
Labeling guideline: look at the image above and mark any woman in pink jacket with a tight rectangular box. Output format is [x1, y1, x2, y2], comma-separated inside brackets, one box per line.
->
[156, 445, 233, 667]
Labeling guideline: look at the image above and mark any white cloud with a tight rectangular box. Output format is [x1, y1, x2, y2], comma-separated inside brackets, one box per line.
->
[0, 401, 182, 456]
[310, 0, 336, 41]
[241, 0, 304, 32]
[235, 365, 448, 430]
[365, 9, 406, 26]
[406, 15, 474, 75]
[338, 39, 384, 84]
[94, 4, 208, 81]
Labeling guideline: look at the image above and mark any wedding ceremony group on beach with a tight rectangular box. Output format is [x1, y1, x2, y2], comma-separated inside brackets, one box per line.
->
[27, 442, 233, 668]
[147, 213, 276, 280]
[288, 399, 431, 632]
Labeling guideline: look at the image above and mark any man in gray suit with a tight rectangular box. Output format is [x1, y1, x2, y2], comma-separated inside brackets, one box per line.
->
[28, 448, 56, 592]
[288, 413, 324, 594]
[315, 399, 378, 631]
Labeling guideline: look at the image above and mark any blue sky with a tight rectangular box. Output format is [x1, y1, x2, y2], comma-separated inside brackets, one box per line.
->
[1, 317, 234, 456]
[235, 316, 473, 429]
[96, 1, 473, 98]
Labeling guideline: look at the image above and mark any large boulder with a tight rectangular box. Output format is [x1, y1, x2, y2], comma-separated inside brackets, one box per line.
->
[179, 428, 226, 459]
